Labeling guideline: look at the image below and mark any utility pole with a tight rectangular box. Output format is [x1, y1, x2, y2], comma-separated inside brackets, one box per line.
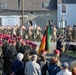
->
[22, 0, 24, 26]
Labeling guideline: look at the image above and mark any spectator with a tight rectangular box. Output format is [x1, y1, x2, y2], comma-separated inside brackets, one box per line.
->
[48, 56, 60, 75]
[54, 49, 61, 68]
[70, 60, 76, 71]
[56, 62, 72, 75]
[11, 53, 24, 75]
[25, 54, 42, 75]
[39, 55, 49, 75]
[56, 37, 63, 57]
[72, 67, 76, 75]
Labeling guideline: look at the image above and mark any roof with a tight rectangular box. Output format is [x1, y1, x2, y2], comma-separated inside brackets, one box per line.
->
[58, 0, 76, 4]
[0, 0, 57, 11]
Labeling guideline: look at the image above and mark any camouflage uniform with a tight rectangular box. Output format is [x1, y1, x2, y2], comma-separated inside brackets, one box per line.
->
[66, 26, 72, 41]
[36, 26, 42, 41]
[16, 41, 22, 53]
[0, 47, 4, 75]
[52, 26, 57, 42]
[72, 25, 76, 41]
[22, 45, 31, 63]
[2, 42, 17, 75]
[28, 25, 35, 40]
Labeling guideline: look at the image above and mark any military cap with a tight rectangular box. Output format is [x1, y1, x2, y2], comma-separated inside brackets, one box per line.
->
[18, 36, 22, 41]
[0, 40, 3, 45]
[61, 62, 69, 68]
[21, 41, 26, 45]
[54, 49, 60, 54]
[12, 40, 16, 43]
[9, 39, 13, 43]
[32, 43, 37, 48]
[5, 36, 10, 40]
[28, 41, 33, 45]
[0, 36, 2, 39]
[41, 49, 46, 53]
[26, 40, 30, 44]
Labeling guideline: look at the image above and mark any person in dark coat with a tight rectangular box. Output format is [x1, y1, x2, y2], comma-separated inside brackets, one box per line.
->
[39, 55, 49, 75]
[56, 37, 63, 57]
[2, 37, 11, 75]
[11, 53, 24, 75]
[30, 43, 37, 55]
[16, 37, 22, 53]
[0, 40, 4, 75]
[3, 39, 17, 75]
[48, 56, 60, 75]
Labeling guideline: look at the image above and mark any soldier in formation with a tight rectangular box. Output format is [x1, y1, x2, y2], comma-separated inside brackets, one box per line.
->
[65, 25, 72, 41]
[72, 24, 76, 42]
[0, 33, 38, 75]
[52, 25, 57, 42]
[0, 40, 4, 75]
[36, 25, 42, 41]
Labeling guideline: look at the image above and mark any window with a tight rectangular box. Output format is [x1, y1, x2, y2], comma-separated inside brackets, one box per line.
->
[62, 5, 66, 13]
[29, 11, 33, 15]
[65, 20, 68, 27]
[42, 2, 49, 8]
[0, 3, 6, 9]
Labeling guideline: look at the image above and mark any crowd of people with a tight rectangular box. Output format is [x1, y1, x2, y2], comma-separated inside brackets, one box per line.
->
[0, 32, 76, 75]
[0, 24, 76, 75]
[0, 24, 76, 42]
[0, 25, 42, 41]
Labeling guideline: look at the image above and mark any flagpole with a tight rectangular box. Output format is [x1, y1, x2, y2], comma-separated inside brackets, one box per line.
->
[22, 0, 24, 26]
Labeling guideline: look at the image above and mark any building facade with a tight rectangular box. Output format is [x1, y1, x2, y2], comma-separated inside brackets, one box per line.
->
[57, 0, 76, 28]
[0, 0, 57, 28]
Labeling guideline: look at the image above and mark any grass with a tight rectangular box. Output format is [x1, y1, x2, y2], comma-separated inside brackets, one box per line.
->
[64, 50, 76, 58]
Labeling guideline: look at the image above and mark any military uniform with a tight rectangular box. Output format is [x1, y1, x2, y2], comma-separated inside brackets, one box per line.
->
[22, 45, 31, 63]
[3, 42, 17, 75]
[66, 26, 72, 41]
[16, 41, 22, 53]
[0, 46, 4, 75]
[52, 26, 57, 42]
[36, 26, 42, 41]
[72, 25, 76, 41]
[28, 25, 35, 40]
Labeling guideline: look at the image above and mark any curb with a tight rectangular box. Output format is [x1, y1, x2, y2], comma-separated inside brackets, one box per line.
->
[62, 53, 76, 59]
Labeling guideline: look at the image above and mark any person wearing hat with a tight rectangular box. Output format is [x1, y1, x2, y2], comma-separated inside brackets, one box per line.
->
[20, 40, 31, 63]
[16, 36, 22, 53]
[72, 24, 76, 42]
[56, 37, 63, 57]
[0, 40, 4, 75]
[56, 62, 72, 75]
[2, 36, 11, 75]
[53, 49, 61, 68]
[30, 43, 37, 55]
[3, 40, 17, 75]
[11, 53, 24, 75]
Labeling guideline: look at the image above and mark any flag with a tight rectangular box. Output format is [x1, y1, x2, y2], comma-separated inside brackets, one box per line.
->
[18, 0, 20, 8]
[38, 25, 50, 54]
[45, 25, 51, 51]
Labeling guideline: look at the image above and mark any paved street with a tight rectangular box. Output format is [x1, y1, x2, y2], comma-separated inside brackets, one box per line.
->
[33, 41, 76, 65]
